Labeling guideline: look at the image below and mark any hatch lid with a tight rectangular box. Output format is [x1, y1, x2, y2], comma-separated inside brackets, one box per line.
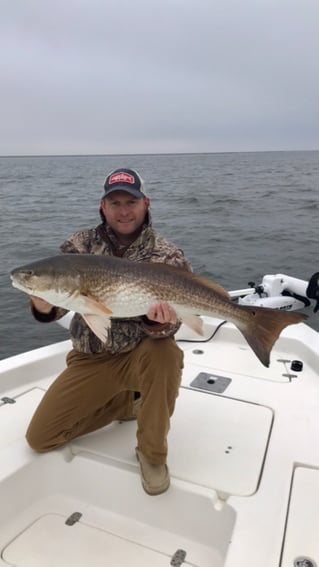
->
[2, 513, 192, 567]
[72, 388, 273, 497]
[281, 466, 319, 567]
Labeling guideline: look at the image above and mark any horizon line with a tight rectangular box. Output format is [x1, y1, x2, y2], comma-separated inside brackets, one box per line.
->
[1, 148, 319, 159]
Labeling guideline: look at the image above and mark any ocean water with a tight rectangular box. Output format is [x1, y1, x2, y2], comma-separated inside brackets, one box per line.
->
[1, 151, 318, 360]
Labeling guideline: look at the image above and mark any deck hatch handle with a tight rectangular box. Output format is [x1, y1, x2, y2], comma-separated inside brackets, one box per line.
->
[170, 548, 187, 566]
[65, 512, 82, 526]
[282, 373, 297, 381]
[1, 397, 16, 405]
[294, 558, 317, 567]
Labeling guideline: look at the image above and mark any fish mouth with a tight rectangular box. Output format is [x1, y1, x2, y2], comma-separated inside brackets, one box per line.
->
[10, 273, 33, 293]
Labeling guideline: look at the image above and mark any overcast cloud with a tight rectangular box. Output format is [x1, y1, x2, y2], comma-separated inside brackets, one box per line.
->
[1, 0, 319, 155]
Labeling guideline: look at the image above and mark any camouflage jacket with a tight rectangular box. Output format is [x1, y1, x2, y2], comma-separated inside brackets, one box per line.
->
[31, 215, 192, 354]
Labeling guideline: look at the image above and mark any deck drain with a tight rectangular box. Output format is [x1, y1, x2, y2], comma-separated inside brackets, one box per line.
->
[294, 558, 317, 567]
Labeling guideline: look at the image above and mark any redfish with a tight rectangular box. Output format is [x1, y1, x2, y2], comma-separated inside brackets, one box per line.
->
[10, 254, 307, 367]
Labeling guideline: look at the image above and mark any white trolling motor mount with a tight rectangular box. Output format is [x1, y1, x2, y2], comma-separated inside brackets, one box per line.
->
[232, 272, 319, 313]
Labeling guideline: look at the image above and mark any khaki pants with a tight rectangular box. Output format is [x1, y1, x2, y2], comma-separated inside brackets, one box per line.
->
[26, 337, 183, 465]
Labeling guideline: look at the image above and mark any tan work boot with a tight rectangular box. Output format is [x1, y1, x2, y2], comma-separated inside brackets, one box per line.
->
[135, 448, 170, 495]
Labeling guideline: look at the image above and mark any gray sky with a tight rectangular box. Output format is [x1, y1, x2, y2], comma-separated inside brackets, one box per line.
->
[1, 0, 319, 155]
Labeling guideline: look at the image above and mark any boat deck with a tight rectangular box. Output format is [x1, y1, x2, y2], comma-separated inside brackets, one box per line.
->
[1, 319, 319, 566]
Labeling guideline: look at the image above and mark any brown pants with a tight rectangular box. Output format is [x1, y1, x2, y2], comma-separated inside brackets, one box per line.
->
[26, 337, 183, 465]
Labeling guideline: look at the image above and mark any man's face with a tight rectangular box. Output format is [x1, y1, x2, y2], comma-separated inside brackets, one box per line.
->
[100, 190, 150, 239]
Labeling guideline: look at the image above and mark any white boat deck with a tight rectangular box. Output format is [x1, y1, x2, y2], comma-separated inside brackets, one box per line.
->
[1, 318, 319, 566]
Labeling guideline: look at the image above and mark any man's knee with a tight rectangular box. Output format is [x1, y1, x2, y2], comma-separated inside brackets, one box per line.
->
[140, 337, 183, 367]
[25, 422, 56, 453]
[26, 431, 47, 452]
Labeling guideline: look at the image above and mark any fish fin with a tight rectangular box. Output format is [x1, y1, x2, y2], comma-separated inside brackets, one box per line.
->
[82, 294, 113, 316]
[82, 314, 111, 343]
[188, 273, 230, 300]
[236, 306, 307, 367]
[182, 315, 204, 336]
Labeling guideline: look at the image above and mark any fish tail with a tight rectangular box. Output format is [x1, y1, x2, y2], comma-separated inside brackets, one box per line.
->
[236, 306, 307, 367]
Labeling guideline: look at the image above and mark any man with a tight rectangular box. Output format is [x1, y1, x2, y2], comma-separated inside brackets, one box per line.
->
[26, 168, 192, 495]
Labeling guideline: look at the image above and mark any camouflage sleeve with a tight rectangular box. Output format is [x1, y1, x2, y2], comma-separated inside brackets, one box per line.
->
[151, 234, 193, 272]
[166, 250, 192, 272]
[60, 230, 93, 254]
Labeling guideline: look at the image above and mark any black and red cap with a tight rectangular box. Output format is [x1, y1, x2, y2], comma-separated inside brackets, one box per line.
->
[103, 168, 145, 199]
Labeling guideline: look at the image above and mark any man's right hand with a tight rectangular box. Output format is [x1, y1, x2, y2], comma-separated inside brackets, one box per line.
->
[30, 296, 53, 314]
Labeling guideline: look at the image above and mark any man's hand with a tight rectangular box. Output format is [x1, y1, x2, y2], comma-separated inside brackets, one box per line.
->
[30, 296, 53, 314]
[146, 301, 177, 325]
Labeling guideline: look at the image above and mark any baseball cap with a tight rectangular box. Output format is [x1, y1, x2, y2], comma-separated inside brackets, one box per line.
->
[103, 168, 145, 199]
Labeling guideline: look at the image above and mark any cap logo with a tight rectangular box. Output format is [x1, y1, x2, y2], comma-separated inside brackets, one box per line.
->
[109, 172, 135, 185]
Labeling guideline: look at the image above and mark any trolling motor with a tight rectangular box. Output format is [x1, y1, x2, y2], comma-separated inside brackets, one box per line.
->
[306, 272, 319, 313]
[235, 272, 319, 313]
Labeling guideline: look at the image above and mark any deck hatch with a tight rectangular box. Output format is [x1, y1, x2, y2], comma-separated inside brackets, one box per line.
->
[2, 513, 196, 566]
[71, 388, 273, 497]
[281, 467, 319, 566]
